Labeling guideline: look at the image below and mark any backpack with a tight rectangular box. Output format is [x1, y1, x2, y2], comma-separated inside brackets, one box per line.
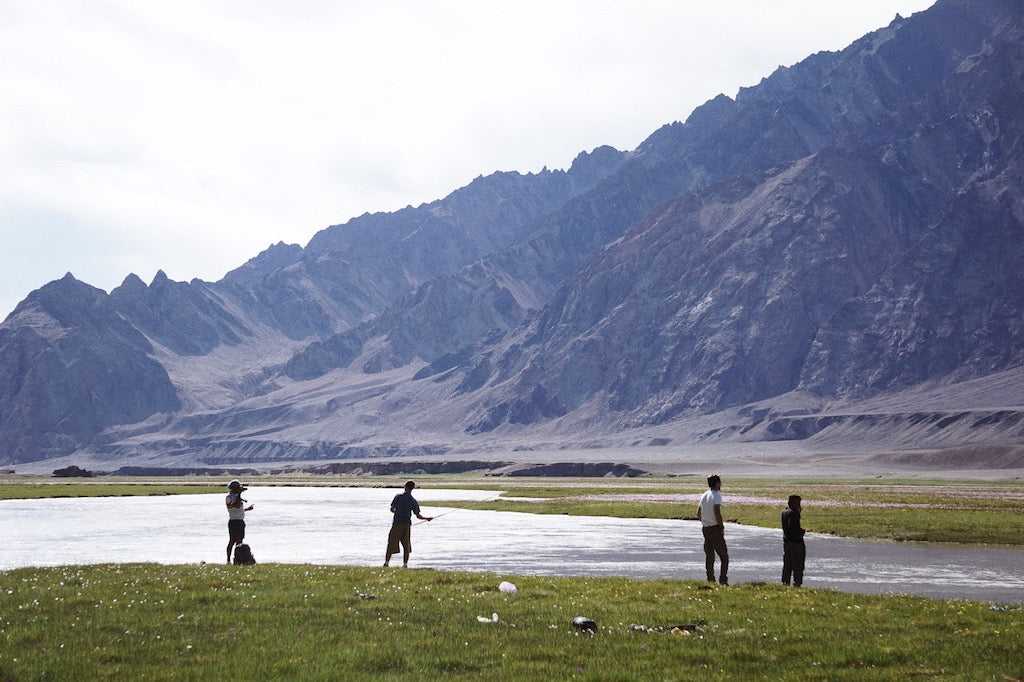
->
[233, 543, 257, 565]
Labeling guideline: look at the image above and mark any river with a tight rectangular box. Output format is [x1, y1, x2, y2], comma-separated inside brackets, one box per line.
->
[1, 486, 1021, 603]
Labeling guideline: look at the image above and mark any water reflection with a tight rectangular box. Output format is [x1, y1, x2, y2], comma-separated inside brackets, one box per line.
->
[1, 486, 1021, 603]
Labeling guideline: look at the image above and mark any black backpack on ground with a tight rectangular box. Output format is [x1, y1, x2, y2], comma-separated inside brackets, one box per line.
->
[233, 543, 256, 565]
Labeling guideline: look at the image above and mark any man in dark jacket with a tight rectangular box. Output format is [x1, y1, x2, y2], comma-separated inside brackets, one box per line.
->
[384, 481, 433, 567]
[781, 494, 806, 586]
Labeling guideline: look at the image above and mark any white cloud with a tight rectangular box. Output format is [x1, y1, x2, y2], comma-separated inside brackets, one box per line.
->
[0, 0, 935, 318]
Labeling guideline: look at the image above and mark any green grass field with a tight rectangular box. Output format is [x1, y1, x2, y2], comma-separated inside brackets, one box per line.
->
[1, 563, 1021, 681]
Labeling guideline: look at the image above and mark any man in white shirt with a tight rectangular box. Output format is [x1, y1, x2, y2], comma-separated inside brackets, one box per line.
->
[696, 474, 729, 585]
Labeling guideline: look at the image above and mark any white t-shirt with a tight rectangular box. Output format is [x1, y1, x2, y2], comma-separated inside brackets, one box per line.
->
[698, 489, 723, 527]
[226, 492, 246, 521]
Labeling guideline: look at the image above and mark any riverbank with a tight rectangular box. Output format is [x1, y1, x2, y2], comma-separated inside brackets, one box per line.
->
[3, 485, 1023, 602]
[3, 474, 1024, 546]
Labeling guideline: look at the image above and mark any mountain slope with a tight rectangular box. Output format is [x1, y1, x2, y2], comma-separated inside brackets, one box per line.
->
[0, 152, 625, 463]
[272, 2, 998, 383]
[0, 275, 181, 461]
[453, 0, 1023, 432]
[1, 0, 1022, 467]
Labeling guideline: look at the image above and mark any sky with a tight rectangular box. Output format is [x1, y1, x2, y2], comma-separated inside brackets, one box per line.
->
[0, 1, 936, 320]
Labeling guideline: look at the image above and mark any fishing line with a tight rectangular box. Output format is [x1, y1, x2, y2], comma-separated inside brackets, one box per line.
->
[414, 490, 505, 525]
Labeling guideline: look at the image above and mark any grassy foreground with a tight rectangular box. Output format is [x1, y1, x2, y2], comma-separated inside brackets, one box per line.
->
[1, 563, 1021, 681]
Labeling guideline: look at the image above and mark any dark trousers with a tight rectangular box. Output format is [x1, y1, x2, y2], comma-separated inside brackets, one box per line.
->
[227, 519, 245, 562]
[782, 541, 805, 586]
[702, 524, 729, 584]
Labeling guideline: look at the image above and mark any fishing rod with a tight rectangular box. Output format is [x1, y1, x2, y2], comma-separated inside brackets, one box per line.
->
[413, 490, 505, 525]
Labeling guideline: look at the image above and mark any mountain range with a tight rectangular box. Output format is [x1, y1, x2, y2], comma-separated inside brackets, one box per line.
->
[2, 0, 1022, 472]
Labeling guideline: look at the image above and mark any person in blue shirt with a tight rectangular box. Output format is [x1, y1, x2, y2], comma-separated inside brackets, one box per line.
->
[384, 480, 433, 567]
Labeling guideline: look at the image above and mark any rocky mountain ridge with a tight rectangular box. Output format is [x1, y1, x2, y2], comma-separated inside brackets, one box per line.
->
[1, 0, 1021, 469]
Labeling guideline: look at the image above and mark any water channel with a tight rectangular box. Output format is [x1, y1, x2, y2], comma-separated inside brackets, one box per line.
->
[2, 486, 1021, 603]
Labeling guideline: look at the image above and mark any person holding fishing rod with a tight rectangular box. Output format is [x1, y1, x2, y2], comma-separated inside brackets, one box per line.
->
[384, 480, 433, 568]
[225, 479, 254, 563]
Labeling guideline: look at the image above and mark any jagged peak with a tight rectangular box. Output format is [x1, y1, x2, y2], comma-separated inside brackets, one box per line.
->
[222, 241, 305, 285]
[682, 93, 737, 130]
[249, 240, 303, 266]
[109, 273, 148, 299]
[5, 273, 109, 326]
[569, 145, 624, 170]
[119, 273, 146, 288]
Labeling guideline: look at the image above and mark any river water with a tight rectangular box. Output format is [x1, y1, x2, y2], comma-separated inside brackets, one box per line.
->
[1, 486, 1021, 603]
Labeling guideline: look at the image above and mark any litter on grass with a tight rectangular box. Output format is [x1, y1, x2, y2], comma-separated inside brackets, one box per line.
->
[630, 621, 706, 635]
[498, 581, 517, 594]
[572, 617, 597, 633]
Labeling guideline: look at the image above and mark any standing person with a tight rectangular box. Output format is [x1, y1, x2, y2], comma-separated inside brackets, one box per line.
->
[384, 481, 433, 568]
[696, 474, 729, 585]
[225, 479, 253, 564]
[782, 494, 806, 587]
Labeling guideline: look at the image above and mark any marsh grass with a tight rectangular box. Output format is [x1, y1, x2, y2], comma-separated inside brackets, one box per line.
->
[444, 497, 1024, 545]
[0, 483, 222, 500]
[1, 563, 1021, 681]
[438, 479, 1024, 546]
[729, 504, 1024, 545]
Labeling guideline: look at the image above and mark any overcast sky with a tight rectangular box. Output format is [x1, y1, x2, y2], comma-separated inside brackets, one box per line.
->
[1, 1, 936, 319]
